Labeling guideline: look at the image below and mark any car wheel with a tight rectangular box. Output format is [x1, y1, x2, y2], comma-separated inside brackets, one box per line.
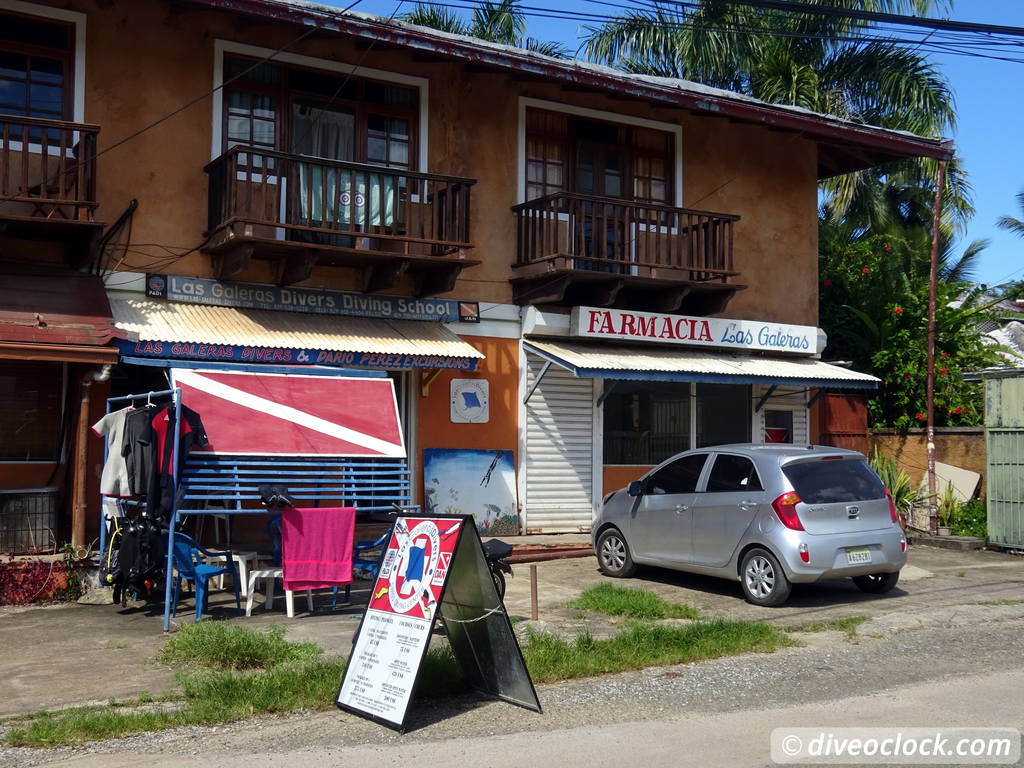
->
[740, 547, 791, 606]
[596, 528, 637, 578]
[852, 571, 900, 594]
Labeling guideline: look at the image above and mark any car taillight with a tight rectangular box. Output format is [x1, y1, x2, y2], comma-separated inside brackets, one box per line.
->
[772, 492, 805, 531]
[885, 488, 899, 524]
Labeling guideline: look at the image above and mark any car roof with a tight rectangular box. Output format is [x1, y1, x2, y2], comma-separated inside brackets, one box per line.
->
[688, 443, 865, 459]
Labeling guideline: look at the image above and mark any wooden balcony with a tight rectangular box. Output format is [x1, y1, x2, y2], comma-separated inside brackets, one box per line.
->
[0, 116, 102, 261]
[204, 147, 478, 295]
[512, 192, 745, 314]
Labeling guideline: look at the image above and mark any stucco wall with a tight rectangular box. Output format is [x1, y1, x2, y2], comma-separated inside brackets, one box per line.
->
[870, 428, 987, 498]
[20, 0, 819, 323]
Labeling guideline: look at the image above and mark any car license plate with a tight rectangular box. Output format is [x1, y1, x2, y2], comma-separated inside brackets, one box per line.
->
[846, 547, 872, 565]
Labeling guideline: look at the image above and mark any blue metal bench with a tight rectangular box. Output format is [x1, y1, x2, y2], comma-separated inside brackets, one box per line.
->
[177, 454, 413, 515]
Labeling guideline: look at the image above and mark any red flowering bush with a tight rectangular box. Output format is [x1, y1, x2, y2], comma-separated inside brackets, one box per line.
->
[820, 235, 1002, 430]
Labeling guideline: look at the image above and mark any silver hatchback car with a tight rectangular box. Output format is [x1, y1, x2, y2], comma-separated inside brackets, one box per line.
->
[593, 444, 907, 606]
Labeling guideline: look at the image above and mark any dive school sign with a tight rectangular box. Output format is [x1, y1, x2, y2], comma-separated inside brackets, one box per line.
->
[336, 515, 540, 731]
[146, 274, 479, 324]
[570, 306, 819, 355]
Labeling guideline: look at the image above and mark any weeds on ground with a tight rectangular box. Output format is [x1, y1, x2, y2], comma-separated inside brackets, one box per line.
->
[786, 616, 868, 640]
[157, 622, 320, 670]
[8, 609, 795, 747]
[522, 619, 793, 683]
[570, 584, 699, 621]
[978, 599, 1024, 606]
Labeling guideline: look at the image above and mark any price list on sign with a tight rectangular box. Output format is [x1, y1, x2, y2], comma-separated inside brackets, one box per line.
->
[337, 517, 462, 729]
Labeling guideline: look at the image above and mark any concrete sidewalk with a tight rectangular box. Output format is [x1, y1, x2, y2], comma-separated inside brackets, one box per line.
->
[1, 543, 1022, 718]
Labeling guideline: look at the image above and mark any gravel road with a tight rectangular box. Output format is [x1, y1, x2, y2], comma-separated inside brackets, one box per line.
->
[4, 607, 1023, 768]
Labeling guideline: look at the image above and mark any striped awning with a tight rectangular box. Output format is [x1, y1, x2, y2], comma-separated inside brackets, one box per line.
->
[110, 297, 484, 367]
[524, 338, 878, 389]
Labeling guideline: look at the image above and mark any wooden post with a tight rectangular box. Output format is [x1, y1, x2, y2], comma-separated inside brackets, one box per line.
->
[71, 375, 93, 555]
[529, 564, 538, 621]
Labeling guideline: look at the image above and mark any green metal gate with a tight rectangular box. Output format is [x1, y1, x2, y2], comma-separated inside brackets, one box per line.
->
[985, 373, 1024, 549]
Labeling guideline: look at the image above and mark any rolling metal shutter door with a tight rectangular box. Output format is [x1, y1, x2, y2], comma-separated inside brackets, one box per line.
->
[525, 354, 595, 533]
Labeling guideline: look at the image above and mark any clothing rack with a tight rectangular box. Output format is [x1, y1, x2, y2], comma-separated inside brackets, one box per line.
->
[96, 389, 182, 601]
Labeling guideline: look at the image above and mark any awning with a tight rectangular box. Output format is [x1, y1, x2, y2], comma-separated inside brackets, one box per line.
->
[0, 274, 119, 363]
[110, 298, 485, 370]
[524, 339, 878, 389]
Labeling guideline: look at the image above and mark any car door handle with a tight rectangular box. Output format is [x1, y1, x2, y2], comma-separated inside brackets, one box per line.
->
[675, 504, 689, 513]
[738, 501, 758, 510]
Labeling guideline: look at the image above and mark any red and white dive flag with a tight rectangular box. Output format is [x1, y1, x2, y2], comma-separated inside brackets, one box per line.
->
[171, 369, 405, 457]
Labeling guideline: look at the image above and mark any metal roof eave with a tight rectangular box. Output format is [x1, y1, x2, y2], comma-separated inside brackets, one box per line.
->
[180, 0, 954, 167]
[523, 340, 879, 390]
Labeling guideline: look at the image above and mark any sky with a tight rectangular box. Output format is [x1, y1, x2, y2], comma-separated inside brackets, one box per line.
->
[329, 0, 1024, 287]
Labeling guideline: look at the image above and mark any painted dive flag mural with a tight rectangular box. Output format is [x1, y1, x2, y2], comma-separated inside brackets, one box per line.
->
[170, 368, 405, 457]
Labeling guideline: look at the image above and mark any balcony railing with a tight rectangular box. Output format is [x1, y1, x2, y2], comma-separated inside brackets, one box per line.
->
[205, 147, 475, 259]
[513, 192, 739, 281]
[0, 115, 100, 222]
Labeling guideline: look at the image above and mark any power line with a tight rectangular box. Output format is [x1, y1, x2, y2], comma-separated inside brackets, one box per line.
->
[715, 0, 1024, 38]
[398, 0, 1024, 64]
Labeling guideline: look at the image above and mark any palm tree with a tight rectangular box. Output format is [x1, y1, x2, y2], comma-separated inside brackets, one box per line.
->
[582, 0, 969, 233]
[402, 0, 570, 58]
[997, 190, 1024, 239]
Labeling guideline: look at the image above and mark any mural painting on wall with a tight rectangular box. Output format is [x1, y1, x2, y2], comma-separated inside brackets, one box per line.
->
[423, 449, 519, 536]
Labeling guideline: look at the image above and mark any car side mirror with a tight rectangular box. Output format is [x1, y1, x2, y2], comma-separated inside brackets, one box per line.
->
[627, 480, 644, 497]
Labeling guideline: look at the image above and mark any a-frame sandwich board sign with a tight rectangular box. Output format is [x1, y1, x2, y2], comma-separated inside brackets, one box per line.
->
[336, 514, 541, 731]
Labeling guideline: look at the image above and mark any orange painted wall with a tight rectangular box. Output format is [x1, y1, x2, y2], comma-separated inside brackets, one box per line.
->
[603, 465, 654, 496]
[416, 335, 520, 498]
[10, 0, 822, 322]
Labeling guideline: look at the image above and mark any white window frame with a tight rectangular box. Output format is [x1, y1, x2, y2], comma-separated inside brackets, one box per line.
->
[0, 0, 86, 123]
[211, 40, 429, 171]
[516, 96, 683, 207]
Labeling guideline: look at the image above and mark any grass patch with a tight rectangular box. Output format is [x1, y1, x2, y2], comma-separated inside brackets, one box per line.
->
[978, 598, 1024, 606]
[156, 622, 321, 671]
[9, 614, 796, 747]
[522, 619, 793, 683]
[570, 584, 699, 620]
[786, 616, 867, 640]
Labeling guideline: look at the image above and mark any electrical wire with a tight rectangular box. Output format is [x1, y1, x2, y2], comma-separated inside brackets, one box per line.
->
[394, 0, 1024, 64]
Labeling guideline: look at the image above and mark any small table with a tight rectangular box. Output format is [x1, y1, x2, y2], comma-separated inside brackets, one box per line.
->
[205, 551, 259, 598]
[244, 568, 313, 618]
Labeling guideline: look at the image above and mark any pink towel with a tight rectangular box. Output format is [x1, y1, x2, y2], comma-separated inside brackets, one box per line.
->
[281, 507, 356, 591]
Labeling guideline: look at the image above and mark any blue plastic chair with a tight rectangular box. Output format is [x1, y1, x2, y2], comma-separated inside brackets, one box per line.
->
[170, 533, 241, 621]
[331, 528, 393, 609]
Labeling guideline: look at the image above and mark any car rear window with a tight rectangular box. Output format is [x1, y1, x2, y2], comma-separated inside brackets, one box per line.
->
[782, 459, 885, 504]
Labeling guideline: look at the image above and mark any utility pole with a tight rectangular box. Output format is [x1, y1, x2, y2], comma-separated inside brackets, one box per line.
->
[926, 158, 948, 535]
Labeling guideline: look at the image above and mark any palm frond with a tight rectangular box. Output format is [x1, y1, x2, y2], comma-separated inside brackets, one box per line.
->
[401, 4, 469, 35]
[996, 191, 1024, 239]
[522, 37, 571, 59]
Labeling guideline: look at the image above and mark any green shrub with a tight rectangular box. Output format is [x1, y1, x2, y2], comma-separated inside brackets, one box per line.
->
[951, 498, 986, 539]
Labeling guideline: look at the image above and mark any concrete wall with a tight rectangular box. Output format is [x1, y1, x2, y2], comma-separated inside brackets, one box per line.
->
[870, 428, 987, 498]
[19, 0, 819, 324]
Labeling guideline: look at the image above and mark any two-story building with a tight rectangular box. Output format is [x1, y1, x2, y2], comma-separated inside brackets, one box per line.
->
[0, 0, 953, 548]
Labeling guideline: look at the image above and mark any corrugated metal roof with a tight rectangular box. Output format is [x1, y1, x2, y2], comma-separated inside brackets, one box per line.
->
[111, 298, 484, 359]
[0, 274, 120, 348]
[524, 339, 878, 389]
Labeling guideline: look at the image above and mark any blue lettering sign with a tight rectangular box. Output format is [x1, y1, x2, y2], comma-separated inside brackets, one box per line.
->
[155, 275, 477, 324]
